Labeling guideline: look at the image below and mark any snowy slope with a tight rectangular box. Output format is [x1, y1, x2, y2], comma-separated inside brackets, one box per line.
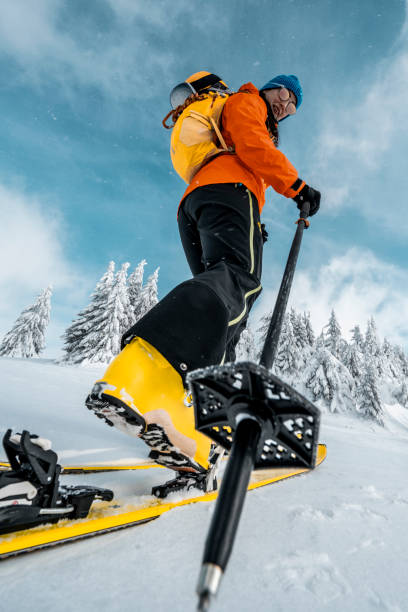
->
[0, 357, 408, 612]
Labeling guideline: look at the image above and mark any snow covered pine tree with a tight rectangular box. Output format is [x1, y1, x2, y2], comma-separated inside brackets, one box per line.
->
[78, 262, 132, 364]
[273, 314, 299, 378]
[235, 326, 257, 361]
[62, 261, 115, 364]
[323, 309, 345, 361]
[62, 261, 159, 364]
[0, 287, 52, 358]
[267, 308, 408, 424]
[127, 259, 147, 326]
[357, 362, 384, 424]
[136, 268, 159, 321]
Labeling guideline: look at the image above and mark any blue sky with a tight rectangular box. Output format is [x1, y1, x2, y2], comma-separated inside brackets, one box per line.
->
[0, 0, 407, 356]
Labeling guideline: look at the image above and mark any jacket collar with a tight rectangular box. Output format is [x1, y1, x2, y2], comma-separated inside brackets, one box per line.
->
[238, 82, 260, 95]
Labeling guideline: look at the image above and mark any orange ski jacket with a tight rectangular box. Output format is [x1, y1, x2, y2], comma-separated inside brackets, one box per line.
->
[180, 83, 305, 213]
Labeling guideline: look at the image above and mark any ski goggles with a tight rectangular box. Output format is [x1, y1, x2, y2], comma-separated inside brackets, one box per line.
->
[277, 87, 297, 115]
[170, 81, 197, 109]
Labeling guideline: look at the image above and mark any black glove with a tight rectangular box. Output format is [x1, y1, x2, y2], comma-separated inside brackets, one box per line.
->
[293, 184, 321, 217]
[260, 223, 268, 244]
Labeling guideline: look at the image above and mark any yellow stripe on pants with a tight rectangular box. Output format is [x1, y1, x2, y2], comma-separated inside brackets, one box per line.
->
[228, 189, 262, 328]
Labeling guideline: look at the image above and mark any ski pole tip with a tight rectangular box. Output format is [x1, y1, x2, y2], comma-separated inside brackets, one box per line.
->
[196, 563, 222, 611]
[197, 592, 212, 612]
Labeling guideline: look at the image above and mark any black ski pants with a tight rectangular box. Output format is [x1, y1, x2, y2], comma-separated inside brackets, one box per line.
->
[123, 183, 263, 381]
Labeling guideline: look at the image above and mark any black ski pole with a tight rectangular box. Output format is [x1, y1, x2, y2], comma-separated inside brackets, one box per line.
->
[194, 203, 312, 611]
[196, 416, 261, 612]
[260, 201, 310, 369]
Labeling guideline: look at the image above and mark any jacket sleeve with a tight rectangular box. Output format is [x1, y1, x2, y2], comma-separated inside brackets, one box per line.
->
[223, 92, 304, 198]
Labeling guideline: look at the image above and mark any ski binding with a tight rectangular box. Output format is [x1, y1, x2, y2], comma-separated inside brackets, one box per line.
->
[0, 429, 113, 535]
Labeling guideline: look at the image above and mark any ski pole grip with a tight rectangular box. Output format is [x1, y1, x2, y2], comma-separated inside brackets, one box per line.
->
[296, 201, 310, 229]
[301, 201, 310, 219]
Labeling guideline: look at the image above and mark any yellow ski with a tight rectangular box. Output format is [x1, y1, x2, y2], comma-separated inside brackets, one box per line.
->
[0, 444, 326, 559]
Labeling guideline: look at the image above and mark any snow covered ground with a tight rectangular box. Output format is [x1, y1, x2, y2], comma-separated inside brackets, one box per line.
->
[0, 357, 408, 612]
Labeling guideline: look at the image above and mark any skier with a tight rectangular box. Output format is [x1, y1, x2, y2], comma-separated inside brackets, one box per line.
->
[86, 72, 321, 492]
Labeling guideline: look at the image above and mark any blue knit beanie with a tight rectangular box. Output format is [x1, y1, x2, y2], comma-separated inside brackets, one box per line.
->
[260, 74, 303, 109]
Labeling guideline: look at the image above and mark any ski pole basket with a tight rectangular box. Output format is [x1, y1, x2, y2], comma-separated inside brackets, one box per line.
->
[188, 361, 320, 470]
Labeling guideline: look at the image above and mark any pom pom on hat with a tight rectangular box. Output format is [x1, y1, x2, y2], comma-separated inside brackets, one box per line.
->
[260, 74, 303, 109]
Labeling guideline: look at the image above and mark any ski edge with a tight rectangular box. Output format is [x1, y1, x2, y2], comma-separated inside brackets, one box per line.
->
[0, 516, 159, 559]
[0, 444, 326, 559]
[0, 461, 163, 474]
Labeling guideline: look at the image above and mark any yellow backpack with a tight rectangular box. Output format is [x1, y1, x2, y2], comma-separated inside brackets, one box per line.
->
[163, 72, 234, 184]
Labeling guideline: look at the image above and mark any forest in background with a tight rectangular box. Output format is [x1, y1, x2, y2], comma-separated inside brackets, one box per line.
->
[1, 260, 407, 425]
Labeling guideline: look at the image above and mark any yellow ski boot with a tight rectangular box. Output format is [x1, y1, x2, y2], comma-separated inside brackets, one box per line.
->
[86, 337, 211, 473]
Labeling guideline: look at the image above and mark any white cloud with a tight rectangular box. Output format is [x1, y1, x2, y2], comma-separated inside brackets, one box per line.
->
[105, 0, 223, 30]
[0, 0, 170, 99]
[257, 247, 408, 349]
[0, 0, 227, 100]
[0, 182, 81, 337]
[313, 2, 408, 222]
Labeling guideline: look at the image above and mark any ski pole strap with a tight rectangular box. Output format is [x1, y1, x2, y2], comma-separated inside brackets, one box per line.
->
[295, 217, 310, 228]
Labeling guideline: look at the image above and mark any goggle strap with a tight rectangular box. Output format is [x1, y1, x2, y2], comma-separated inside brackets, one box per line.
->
[189, 73, 223, 92]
